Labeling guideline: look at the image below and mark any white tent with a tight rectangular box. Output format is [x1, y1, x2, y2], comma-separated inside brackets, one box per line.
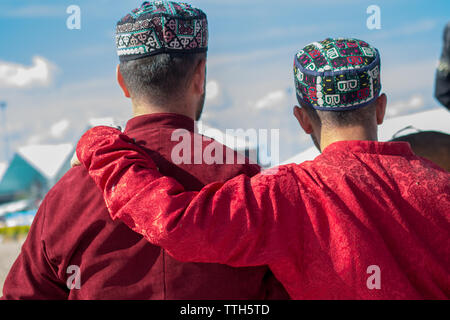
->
[17, 144, 74, 181]
[378, 108, 450, 141]
[0, 143, 74, 204]
[281, 108, 450, 165]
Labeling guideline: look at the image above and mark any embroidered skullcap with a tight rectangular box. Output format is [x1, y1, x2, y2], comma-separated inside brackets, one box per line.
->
[293, 38, 381, 111]
[116, 1, 208, 62]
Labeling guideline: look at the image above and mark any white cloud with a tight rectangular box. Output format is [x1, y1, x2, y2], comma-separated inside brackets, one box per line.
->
[387, 94, 426, 118]
[255, 90, 287, 110]
[0, 75, 130, 163]
[0, 56, 56, 89]
[206, 80, 220, 102]
[382, 59, 437, 96]
[50, 119, 70, 139]
[26, 134, 44, 146]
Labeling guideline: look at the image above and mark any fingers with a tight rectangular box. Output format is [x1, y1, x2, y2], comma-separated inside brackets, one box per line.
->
[70, 152, 81, 168]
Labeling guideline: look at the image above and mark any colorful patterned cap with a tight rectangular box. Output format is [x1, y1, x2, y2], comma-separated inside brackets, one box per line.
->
[116, 1, 208, 62]
[294, 38, 381, 111]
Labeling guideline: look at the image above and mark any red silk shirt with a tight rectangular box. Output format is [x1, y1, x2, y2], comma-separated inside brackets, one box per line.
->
[2, 114, 288, 300]
[76, 126, 450, 299]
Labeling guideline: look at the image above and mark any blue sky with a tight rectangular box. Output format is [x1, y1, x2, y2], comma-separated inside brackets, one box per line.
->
[0, 0, 449, 163]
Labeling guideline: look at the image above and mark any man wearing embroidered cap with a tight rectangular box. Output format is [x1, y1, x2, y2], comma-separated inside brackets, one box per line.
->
[292, 38, 385, 152]
[294, 38, 381, 110]
[75, 36, 450, 300]
[114, 0, 209, 121]
[116, 1, 208, 60]
[2, 1, 289, 300]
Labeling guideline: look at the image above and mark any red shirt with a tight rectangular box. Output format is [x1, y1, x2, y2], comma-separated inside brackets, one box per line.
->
[1, 113, 289, 300]
[76, 127, 450, 299]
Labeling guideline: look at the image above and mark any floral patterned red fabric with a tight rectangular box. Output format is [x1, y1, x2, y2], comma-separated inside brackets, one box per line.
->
[2, 114, 288, 300]
[77, 126, 450, 300]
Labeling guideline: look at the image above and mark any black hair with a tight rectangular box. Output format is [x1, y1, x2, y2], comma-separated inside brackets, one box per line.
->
[119, 52, 206, 105]
[300, 100, 377, 127]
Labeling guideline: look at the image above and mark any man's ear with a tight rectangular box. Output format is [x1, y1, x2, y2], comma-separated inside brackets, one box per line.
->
[191, 58, 206, 96]
[117, 64, 131, 98]
[293, 105, 314, 134]
[376, 93, 387, 125]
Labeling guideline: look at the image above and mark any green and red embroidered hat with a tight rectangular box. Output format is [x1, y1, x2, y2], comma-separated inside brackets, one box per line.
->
[294, 38, 381, 111]
[116, 1, 208, 62]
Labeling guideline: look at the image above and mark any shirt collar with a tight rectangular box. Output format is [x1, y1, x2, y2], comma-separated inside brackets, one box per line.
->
[124, 113, 195, 135]
[321, 140, 415, 157]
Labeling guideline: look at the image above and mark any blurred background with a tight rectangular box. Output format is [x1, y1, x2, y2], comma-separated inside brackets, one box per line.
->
[0, 0, 449, 292]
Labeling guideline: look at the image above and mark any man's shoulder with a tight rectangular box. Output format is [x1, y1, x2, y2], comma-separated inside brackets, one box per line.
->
[411, 156, 450, 187]
[157, 128, 261, 183]
[40, 166, 106, 224]
[46, 166, 99, 201]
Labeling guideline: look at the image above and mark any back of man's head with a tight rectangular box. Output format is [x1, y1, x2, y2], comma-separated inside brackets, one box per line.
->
[293, 38, 382, 128]
[391, 131, 450, 172]
[120, 52, 205, 105]
[115, 1, 208, 106]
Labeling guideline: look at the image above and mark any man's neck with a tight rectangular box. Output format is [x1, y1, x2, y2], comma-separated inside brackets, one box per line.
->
[132, 101, 196, 120]
[319, 126, 378, 151]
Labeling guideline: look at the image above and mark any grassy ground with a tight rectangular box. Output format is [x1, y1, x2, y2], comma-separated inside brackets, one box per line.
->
[0, 226, 30, 240]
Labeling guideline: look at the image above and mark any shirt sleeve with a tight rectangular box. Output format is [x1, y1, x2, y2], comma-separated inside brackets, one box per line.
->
[1, 197, 69, 300]
[77, 126, 304, 268]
